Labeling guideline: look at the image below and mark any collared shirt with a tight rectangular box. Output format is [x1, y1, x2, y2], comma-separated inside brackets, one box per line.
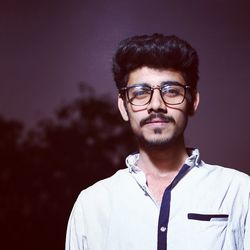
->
[65, 149, 250, 250]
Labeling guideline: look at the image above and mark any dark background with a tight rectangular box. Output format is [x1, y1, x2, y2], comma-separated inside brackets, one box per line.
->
[1, 0, 250, 249]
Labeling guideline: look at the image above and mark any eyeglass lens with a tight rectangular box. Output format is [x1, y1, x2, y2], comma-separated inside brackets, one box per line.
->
[127, 83, 186, 106]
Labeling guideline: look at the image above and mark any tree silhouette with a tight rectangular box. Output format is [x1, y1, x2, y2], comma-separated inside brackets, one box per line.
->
[0, 84, 136, 250]
[1, 84, 250, 250]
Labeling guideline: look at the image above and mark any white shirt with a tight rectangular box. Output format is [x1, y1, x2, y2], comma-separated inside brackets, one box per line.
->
[65, 149, 250, 250]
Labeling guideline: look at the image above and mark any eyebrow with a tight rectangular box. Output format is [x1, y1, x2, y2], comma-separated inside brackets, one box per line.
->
[128, 81, 182, 88]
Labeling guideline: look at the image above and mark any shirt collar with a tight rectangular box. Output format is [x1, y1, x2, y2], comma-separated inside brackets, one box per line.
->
[126, 152, 141, 173]
[185, 148, 201, 167]
[125, 148, 202, 173]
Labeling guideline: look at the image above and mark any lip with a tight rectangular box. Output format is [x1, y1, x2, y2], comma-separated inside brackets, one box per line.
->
[144, 119, 170, 128]
[140, 114, 175, 128]
[145, 119, 170, 124]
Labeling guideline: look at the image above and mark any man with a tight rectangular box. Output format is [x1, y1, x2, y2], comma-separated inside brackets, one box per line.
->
[66, 34, 250, 250]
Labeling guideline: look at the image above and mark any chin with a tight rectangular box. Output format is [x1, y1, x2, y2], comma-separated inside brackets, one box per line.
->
[136, 135, 176, 150]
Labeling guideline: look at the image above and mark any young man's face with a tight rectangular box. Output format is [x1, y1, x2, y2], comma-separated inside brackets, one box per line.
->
[118, 66, 199, 149]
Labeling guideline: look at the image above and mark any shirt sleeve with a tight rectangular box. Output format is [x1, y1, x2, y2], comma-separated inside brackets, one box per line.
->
[244, 179, 250, 249]
[65, 198, 88, 250]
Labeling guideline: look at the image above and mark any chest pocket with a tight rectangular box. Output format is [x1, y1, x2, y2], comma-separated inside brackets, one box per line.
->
[188, 213, 228, 221]
[186, 213, 228, 249]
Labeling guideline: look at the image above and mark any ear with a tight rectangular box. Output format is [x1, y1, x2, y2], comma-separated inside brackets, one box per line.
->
[118, 96, 129, 121]
[189, 91, 200, 116]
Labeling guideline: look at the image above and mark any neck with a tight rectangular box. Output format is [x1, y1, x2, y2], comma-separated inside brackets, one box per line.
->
[137, 137, 188, 177]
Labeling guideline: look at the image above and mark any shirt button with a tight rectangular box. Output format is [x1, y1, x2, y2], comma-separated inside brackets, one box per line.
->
[160, 226, 167, 232]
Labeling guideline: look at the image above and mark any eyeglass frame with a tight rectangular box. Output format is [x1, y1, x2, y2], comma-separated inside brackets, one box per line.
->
[119, 81, 191, 106]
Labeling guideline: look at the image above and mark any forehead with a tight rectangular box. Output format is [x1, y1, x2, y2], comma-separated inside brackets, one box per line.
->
[127, 67, 185, 86]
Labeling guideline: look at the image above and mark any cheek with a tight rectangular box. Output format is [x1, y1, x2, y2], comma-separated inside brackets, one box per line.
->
[130, 105, 148, 113]
[174, 112, 189, 130]
[126, 111, 144, 131]
[170, 102, 189, 118]
[129, 115, 141, 129]
[170, 107, 188, 126]
[127, 105, 146, 122]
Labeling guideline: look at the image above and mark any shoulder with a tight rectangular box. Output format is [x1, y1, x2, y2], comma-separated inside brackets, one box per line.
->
[198, 161, 250, 190]
[75, 169, 131, 205]
[201, 161, 249, 178]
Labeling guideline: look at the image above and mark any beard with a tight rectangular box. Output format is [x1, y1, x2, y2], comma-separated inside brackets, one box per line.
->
[133, 113, 188, 150]
[135, 129, 183, 150]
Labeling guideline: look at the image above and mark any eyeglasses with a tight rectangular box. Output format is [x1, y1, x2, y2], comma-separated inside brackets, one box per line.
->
[120, 81, 191, 106]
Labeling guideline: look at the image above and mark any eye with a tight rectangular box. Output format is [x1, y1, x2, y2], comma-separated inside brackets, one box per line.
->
[129, 86, 151, 99]
[162, 85, 182, 97]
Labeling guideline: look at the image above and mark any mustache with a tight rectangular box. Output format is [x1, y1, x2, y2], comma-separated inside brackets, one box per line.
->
[140, 113, 175, 127]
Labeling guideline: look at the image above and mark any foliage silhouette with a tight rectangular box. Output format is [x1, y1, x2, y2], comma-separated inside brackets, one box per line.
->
[0, 84, 136, 250]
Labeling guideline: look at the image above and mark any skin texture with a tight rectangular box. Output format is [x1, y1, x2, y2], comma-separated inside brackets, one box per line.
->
[118, 67, 200, 202]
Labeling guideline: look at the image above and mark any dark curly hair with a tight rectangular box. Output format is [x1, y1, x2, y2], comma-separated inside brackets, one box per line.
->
[112, 33, 199, 101]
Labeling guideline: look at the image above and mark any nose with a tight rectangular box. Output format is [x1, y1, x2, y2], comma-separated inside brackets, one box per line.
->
[147, 88, 167, 113]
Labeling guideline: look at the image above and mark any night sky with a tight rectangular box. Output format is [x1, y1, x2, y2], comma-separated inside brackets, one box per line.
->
[1, 0, 250, 173]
